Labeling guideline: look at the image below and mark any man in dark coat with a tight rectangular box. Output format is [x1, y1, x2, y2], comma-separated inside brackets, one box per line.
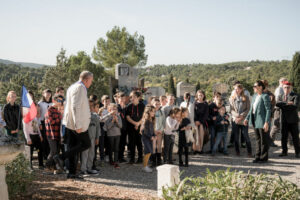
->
[276, 81, 300, 158]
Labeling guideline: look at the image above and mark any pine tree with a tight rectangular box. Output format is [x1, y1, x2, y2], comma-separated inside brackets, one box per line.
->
[168, 74, 176, 96]
[289, 52, 300, 94]
[196, 81, 201, 92]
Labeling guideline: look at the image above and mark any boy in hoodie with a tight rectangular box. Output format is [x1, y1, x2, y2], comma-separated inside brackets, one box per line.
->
[81, 100, 101, 174]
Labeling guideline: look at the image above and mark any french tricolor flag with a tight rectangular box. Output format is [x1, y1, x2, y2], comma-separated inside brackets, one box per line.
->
[22, 86, 37, 123]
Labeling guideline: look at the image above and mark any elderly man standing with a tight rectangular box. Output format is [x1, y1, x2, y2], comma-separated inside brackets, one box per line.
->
[276, 81, 300, 158]
[55, 71, 93, 179]
[270, 77, 288, 146]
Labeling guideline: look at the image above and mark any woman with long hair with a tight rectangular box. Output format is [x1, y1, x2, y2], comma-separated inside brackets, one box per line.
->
[193, 90, 209, 154]
[140, 105, 156, 173]
[38, 89, 53, 159]
[230, 84, 252, 157]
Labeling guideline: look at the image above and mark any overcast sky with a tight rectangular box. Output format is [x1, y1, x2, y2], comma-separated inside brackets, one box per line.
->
[0, 0, 299, 66]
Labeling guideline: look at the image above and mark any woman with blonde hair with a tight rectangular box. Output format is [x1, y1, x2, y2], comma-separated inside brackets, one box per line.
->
[140, 105, 156, 172]
[193, 90, 209, 154]
[3, 91, 20, 137]
[230, 84, 252, 157]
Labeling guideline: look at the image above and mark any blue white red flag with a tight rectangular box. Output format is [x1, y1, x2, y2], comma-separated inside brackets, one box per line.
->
[21, 86, 37, 123]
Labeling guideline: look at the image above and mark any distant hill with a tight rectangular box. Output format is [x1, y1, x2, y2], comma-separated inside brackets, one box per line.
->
[139, 60, 292, 98]
[0, 58, 51, 68]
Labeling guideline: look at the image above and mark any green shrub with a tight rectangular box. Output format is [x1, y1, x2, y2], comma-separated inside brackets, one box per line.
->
[162, 169, 300, 200]
[5, 153, 33, 199]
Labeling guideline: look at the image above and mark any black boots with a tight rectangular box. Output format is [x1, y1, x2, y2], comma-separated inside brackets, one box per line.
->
[156, 153, 162, 166]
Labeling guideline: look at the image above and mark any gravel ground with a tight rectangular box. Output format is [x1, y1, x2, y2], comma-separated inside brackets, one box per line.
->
[24, 127, 300, 199]
[85, 126, 300, 197]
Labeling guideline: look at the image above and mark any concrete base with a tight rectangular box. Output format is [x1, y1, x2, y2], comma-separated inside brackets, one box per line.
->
[0, 165, 9, 200]
[157, 164, 180, 197]
[0, 143, 24, 200]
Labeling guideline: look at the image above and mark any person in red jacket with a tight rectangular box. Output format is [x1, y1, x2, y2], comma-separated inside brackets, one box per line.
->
[45, 94, 64, 172]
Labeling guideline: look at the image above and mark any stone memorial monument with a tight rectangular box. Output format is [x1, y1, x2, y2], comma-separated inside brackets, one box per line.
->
[176, 82, 196, 98]
[213, 83, 229, 95]
[115, 63, 139, 95]
[176, 81, 196, 105]
[144, 87, 166, 102]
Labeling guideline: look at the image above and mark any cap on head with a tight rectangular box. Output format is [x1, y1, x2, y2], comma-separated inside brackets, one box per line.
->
[282, 81, 292, 86]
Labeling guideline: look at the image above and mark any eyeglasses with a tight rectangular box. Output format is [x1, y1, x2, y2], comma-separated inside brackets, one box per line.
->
[253, 85, 258, 88]
[57, 99, 64, 103]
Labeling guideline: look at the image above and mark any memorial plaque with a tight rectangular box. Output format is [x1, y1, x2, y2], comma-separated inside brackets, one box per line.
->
[176, 81, 196, 98]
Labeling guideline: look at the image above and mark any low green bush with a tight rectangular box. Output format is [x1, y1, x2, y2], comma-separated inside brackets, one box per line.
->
[162, 169, 300, 200]
[5, 153, 32, 199]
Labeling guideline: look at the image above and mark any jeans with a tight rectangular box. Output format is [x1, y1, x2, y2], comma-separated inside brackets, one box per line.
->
[212, 132, 228, 154]
[81, 137, 96, 171]
[47, 139, 60, 168]
[232, 122, 252, 154]
[163, 134, 175, 163]
[108, 136, 120, 163]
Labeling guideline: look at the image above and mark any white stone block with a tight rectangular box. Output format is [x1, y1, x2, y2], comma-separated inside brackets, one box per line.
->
[0, 165, 9, 200]
[157, 164, 180, 197]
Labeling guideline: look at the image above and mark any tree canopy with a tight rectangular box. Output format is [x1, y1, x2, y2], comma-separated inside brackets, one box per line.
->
[289, 52, 300, 94]
[92, 26, 148, 71]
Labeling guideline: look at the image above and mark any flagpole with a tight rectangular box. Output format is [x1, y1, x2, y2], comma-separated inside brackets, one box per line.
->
[17, 86, 23, 133]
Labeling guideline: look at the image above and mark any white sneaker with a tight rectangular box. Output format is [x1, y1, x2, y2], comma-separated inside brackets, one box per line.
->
[143, 166, 153, 173]
[87, 169, 99, 174]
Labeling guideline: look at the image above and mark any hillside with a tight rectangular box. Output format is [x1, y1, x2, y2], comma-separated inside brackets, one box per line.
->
[0, 63, 48, 82]
[139, 60, 291, 97]
[0, 58, 51, 68]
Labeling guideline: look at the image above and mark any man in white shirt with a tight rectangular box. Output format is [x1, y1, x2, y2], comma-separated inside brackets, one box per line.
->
[55, 71, 93, 179]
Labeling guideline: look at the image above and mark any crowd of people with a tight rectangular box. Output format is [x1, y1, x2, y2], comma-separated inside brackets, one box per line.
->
[0, 71, 299, 179]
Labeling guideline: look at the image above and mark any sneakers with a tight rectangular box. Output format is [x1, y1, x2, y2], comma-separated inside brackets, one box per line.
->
[270, 142, 278, 147]
[53, 155, 64, 170]
[105, 155, 109, 163]
[114, 163, 120, 169]
[67, 174, 84, 179]
[279, 153, 288, 157]
[143, 166, 153, 173]
[87, 169, 99, 174]
[80, 171, 88, 175]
